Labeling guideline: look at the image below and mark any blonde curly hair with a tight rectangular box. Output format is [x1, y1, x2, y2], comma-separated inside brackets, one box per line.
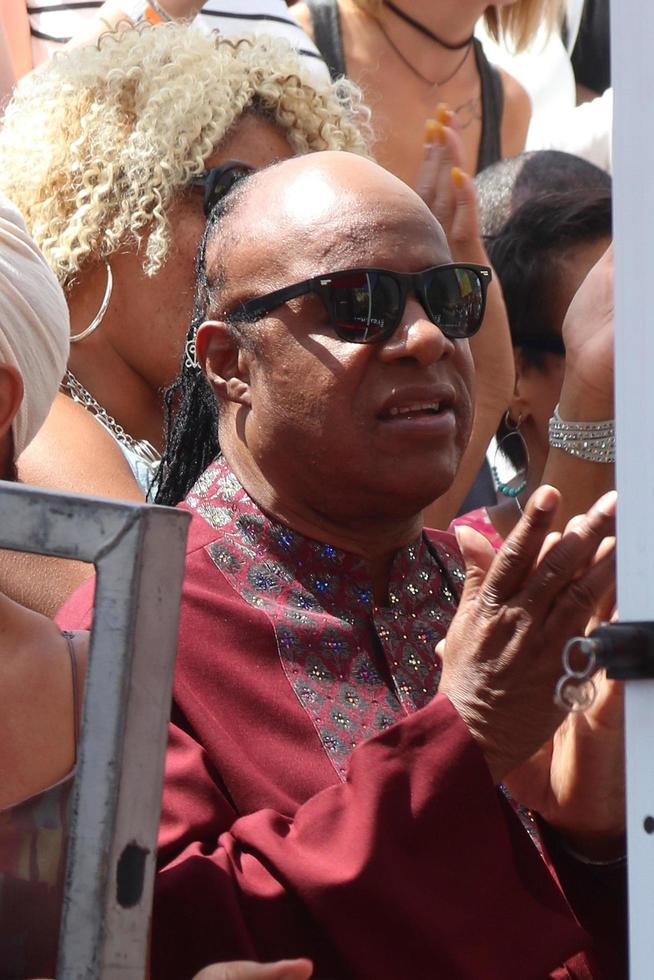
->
[0, 22, 371, 283]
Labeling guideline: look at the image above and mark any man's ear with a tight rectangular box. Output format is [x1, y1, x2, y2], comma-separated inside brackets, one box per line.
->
[196, 320, 252, 407]
[0, 364, 23, 441]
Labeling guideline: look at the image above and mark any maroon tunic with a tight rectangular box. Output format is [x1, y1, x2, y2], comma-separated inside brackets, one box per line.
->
[58, 457, 626, 980]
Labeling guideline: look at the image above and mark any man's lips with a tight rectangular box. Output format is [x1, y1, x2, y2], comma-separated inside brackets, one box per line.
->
[377, 385, 457, 422]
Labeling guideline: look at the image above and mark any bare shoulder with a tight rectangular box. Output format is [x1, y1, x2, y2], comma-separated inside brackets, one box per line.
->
[17, 393, 143, 502]
[290, 2, 313, 36]
[6, 395, 141, 617]
[0, 592, 89, 808]
[499, 68, 532, 157]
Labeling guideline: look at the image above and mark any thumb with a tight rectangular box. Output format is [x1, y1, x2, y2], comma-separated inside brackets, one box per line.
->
[453, 524, 496, 603]
[193, 960, 313, 980]
[449, 167, 484, 262]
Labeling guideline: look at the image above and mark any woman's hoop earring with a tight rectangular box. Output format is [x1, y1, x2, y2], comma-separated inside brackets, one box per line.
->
[70, 260, 113, 343]
[492, 410, 529, 500]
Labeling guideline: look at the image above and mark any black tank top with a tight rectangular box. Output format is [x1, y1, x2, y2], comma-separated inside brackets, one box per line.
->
[306, 0, 504, 173]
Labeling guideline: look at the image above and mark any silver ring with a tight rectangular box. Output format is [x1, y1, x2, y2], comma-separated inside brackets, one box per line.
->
[562, 636, 597, 680]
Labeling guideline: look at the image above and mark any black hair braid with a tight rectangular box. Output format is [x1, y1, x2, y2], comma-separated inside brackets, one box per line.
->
[153, 200, 233, 507]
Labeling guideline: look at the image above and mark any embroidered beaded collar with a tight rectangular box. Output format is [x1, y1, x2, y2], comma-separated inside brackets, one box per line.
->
[185, 456, 465, 779]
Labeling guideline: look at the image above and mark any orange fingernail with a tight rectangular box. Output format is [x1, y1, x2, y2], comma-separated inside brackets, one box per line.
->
[424, 119, 438, 144]
[451, 166, 465, 188]
[436, 102, 450, 124]
[434, 121, 447, 145]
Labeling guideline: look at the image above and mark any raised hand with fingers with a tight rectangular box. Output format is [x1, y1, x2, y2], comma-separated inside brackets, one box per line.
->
[418, 106, 515, 528]
[438, 485, 617, 787]
[416, 105, 486, 266]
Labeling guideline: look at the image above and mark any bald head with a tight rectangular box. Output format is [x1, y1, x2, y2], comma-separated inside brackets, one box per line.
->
[204, 152, 450, 312]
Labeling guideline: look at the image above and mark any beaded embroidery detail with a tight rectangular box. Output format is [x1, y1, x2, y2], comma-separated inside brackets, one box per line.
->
[186, 456, 463, 780]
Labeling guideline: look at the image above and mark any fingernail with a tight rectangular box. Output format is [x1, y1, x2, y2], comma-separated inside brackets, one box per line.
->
[424, 118, 438, 144]
[593, 489, 618, 517]
[436, 102, 450, 124]
[434, 120, 447, 145]
[451, 166, 465, 189]
[532, 484, 559, 513]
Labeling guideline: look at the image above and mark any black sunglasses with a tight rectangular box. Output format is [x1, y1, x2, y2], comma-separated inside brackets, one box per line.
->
[226, 263, 492, 343]
[190, 159, 255, 218]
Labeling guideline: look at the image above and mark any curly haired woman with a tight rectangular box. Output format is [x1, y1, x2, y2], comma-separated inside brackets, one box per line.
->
[0, 20, 370, 615]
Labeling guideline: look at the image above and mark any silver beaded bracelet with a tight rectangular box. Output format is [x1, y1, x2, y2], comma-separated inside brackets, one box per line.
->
[548, 403, 616, 463]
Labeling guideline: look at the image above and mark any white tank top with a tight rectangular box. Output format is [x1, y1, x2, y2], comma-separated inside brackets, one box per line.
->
[26, 0, 327, 81]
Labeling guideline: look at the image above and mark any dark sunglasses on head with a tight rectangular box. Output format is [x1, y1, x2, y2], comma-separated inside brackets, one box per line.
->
[190, 159, 255, 217]
[226, 263, 492, 343]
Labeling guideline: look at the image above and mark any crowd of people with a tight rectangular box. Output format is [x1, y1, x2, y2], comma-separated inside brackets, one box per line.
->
[0, 2, 623, 979]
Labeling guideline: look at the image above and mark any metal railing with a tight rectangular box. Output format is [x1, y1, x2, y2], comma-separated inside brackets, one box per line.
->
[0, 482, 190, 979]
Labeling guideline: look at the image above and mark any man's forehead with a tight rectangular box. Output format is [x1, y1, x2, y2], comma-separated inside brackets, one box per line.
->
[215, 160, 450, 298]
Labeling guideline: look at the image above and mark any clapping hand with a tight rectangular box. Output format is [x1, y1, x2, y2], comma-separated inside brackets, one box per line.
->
[438, 485, 621, 859]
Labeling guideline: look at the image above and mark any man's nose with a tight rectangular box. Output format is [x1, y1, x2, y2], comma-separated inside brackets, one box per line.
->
[377, 297, 456, 366]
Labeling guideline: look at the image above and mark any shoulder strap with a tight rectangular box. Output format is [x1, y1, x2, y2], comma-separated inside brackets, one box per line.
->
[306, 0, 347, 80]
[473, 38, 504, 172]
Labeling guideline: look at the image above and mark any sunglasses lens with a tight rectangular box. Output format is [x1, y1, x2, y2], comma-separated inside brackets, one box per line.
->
[424, 266, 484, 338]
[203, 162, 254, 217]
[326, 271, 402, 342]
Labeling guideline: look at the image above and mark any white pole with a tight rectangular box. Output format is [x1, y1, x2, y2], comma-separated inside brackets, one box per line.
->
[612, 3, 654, 975]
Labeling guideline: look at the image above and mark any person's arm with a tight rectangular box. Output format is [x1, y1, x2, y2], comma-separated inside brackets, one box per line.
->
[153, 697, 587, 980]
[0, 1, 31, 81]
[150, 488, 619, 978]
[64, 0, 208, 50]
[539, 244, 614, 530]
[9, 393, 143, 617]
[0, 595, 88, 807]
[0, 18, 16, 108]
[417, 112, 514, 528]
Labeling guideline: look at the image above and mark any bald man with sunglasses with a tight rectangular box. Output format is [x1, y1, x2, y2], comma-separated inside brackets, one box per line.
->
[60, 152, 625, 980]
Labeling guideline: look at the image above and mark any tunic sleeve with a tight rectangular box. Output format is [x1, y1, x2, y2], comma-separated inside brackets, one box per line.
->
[153, 694, 591, 980]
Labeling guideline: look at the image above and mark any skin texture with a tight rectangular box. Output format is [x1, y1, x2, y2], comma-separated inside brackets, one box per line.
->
[197, 152, 475, 600]
[292, 0, 531, 183]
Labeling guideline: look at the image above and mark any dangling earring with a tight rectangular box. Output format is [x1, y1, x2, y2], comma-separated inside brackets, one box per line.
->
[492, 411, 529, 505]
[70, 260, 113, 343]
[184, 326, 200, 372]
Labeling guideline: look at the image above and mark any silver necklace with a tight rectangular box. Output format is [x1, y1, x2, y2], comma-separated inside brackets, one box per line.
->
[61, 369, 161, 468]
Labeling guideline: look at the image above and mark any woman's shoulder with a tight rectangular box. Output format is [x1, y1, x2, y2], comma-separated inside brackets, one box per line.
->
[499, 68, 532, 156]
[17, 392, 143, 501]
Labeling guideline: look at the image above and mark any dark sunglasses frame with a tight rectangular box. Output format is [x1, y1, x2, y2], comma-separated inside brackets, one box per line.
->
[190, 159, 255, 217]
[226, 263, 492, 342]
